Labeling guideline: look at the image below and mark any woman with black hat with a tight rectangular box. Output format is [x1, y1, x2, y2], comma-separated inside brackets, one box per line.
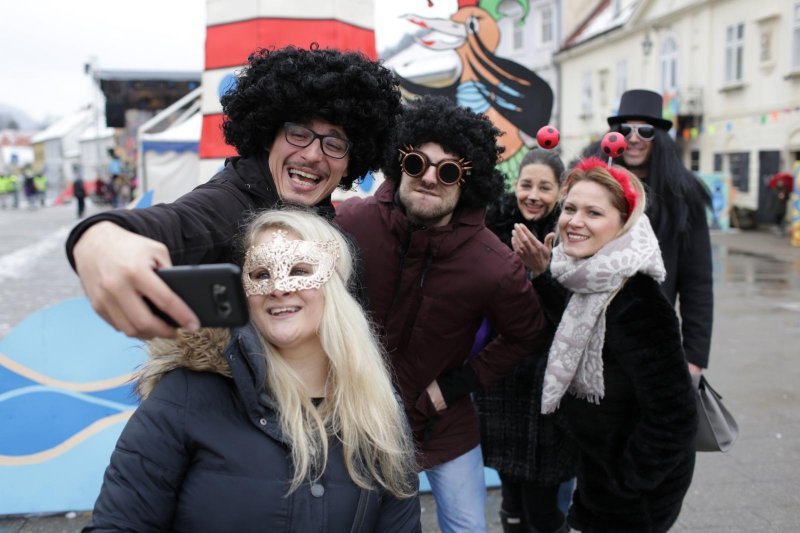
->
[606, 89, 713, 377]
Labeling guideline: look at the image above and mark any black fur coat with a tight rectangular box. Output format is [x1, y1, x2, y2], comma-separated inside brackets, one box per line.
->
[535, 272, 698, 532]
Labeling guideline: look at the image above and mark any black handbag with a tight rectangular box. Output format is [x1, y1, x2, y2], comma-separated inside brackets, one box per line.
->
[692, 374, 739, 452]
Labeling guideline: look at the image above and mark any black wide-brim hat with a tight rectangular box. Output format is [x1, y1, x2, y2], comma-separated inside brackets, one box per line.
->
[607, 89, 673, 131]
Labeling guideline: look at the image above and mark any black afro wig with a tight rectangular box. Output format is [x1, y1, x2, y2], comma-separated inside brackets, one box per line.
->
[383, 96, 505, 210]
[220, 45, 402, 189]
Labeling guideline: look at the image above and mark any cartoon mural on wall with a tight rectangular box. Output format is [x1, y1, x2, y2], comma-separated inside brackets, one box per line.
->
[393, 0, 554, 184]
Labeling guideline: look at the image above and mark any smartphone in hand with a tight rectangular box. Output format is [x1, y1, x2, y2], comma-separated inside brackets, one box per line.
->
[146, 264, 249, 328]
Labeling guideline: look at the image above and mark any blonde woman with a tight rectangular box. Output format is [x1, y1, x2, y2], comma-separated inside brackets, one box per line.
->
[86, 208, 420, 532]
[534, 158, 697, 532]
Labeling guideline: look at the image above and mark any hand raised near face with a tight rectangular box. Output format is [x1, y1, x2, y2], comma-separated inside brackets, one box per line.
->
[511, 224, 555, 277]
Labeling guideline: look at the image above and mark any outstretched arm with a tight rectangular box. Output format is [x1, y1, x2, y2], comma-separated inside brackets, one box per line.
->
[73, 222, 199, 339]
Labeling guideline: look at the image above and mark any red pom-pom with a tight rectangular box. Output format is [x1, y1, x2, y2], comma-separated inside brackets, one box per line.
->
[601, 132, 627, 158]
[536, 126, 560, 149]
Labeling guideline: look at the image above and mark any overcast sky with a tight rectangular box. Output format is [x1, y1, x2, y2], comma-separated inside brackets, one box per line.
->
[0, 0, 456, 125]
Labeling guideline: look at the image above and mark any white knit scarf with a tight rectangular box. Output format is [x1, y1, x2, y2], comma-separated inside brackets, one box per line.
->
[540, 214, 666, 414]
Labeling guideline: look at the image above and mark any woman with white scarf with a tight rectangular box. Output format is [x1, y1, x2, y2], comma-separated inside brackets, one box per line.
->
[529, 157, 697, 532]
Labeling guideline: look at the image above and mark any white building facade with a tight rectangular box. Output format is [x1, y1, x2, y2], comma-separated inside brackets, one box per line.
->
[557, 0, 800, 222]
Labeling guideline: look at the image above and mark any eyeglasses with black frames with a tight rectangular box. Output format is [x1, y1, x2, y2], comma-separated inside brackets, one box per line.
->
[619, 123, 656, 142]
[398, 146, 471, 187]
[283, 122, 352, 159]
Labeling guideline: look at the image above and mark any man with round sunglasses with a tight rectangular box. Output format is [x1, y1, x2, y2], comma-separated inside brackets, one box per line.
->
[336, 96, 549, 532]
[64, 46, 402, 339]
[607, 89, 714, 376]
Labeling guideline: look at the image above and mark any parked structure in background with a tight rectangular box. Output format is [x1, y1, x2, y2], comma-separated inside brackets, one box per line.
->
[556, 0, 800, 226]
[30, 110, 93, 193]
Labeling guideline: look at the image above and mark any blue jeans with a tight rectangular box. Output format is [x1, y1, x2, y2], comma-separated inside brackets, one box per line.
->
[425, 444, 487, 533]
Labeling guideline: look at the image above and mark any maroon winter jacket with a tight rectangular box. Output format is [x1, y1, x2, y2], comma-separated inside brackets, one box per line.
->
[335, 180, 548, 469]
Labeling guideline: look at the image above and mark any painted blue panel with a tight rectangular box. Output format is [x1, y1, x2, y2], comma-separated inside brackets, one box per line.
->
[0, 420, 127, 514]
[85, 384, 139, 405]
[134, 189, 154, 209]
[0, 298, 146, 382]
[0, 390, 128, 455]
[141, 141, 199, 154]
[0, 364, 34, 395]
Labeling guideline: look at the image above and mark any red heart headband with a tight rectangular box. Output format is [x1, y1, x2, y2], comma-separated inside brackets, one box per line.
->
[575, 157, 638, 215]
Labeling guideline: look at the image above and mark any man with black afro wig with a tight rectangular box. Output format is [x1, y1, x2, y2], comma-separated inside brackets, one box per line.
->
[336, 95, 549, 532]
[66, 45, 402, 339]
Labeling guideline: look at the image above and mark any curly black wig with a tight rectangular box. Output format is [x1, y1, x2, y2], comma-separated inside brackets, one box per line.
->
[220, 45, 402, 189]
[383, 95, 506, 210]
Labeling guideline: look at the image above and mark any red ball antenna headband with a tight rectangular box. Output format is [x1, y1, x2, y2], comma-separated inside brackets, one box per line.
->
[536, 126, 560, 149]
[576, 157, 639, 215]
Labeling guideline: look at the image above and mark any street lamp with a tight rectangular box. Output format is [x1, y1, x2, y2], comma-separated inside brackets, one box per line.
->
[641, 32, 653, 57]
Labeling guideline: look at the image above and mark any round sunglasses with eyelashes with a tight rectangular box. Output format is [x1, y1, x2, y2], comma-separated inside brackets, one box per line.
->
[619, 123, 656, 142]
[398, 146, 472, 186]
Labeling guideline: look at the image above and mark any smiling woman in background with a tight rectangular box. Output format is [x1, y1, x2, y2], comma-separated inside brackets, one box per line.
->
[475, 148, 577, 533]
[534, 158, 697, 532]
[84, 208, 420, 533]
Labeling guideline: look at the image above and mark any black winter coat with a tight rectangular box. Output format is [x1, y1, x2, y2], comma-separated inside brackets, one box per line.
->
[65, 156, 336, 268]
[535, 273, 697, 532]
[474, 193, 577, 485]
[85, 326, 421, 533]
[651, 196, 713, 369]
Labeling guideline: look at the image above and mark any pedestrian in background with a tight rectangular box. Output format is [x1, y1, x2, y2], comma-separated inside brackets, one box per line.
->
[85, 209, 421, 532]
[34, 172, 47, 206]
[474, 148, 576, 533]
[73, 174, 86, 219]
[607, 89, 713, 375]
[773, 180, 791, 236]
[22, 172, 36, 209]
[106, 148, 122, 207]
[536, 158, 697, 532]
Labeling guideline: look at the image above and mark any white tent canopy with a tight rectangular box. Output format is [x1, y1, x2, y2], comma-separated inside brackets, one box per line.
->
[137, 88, 202, 205]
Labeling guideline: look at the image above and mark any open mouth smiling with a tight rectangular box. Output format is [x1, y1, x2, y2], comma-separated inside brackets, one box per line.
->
[268, 306, 301, 316]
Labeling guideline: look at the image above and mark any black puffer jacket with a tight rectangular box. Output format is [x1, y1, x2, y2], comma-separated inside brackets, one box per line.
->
[474, 193, 577, 485]
[85, 326, 421, 533]
[65, 155, 336, 268]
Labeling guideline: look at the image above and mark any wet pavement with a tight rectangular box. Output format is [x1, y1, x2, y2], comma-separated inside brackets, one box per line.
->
[1, 203, 799, 532]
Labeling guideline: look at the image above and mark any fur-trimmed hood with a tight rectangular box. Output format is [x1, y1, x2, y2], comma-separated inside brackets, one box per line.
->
[137, 328, 233, 399]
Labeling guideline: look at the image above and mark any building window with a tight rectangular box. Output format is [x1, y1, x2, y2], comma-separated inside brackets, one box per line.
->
[760, 29, 772, 63]
[690, 150, 700, 172]
[540, 5, 553, 45]
[581, 71, 593, 117]
[513, 23, 524, 49]
[725, 22, 745, 83]
[661, 36, 678, 93]
[793, 2, 800, 69]
[616, 59, 628, 99]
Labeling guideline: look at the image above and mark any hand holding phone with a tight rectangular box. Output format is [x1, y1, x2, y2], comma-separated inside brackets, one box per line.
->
[146, 264, 249, 328]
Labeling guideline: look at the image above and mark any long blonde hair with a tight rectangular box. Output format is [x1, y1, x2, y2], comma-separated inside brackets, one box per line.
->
[240, 208, 417, 498]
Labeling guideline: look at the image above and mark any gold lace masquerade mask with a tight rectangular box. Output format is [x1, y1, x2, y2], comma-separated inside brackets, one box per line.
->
[242, 230, 340, 295]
